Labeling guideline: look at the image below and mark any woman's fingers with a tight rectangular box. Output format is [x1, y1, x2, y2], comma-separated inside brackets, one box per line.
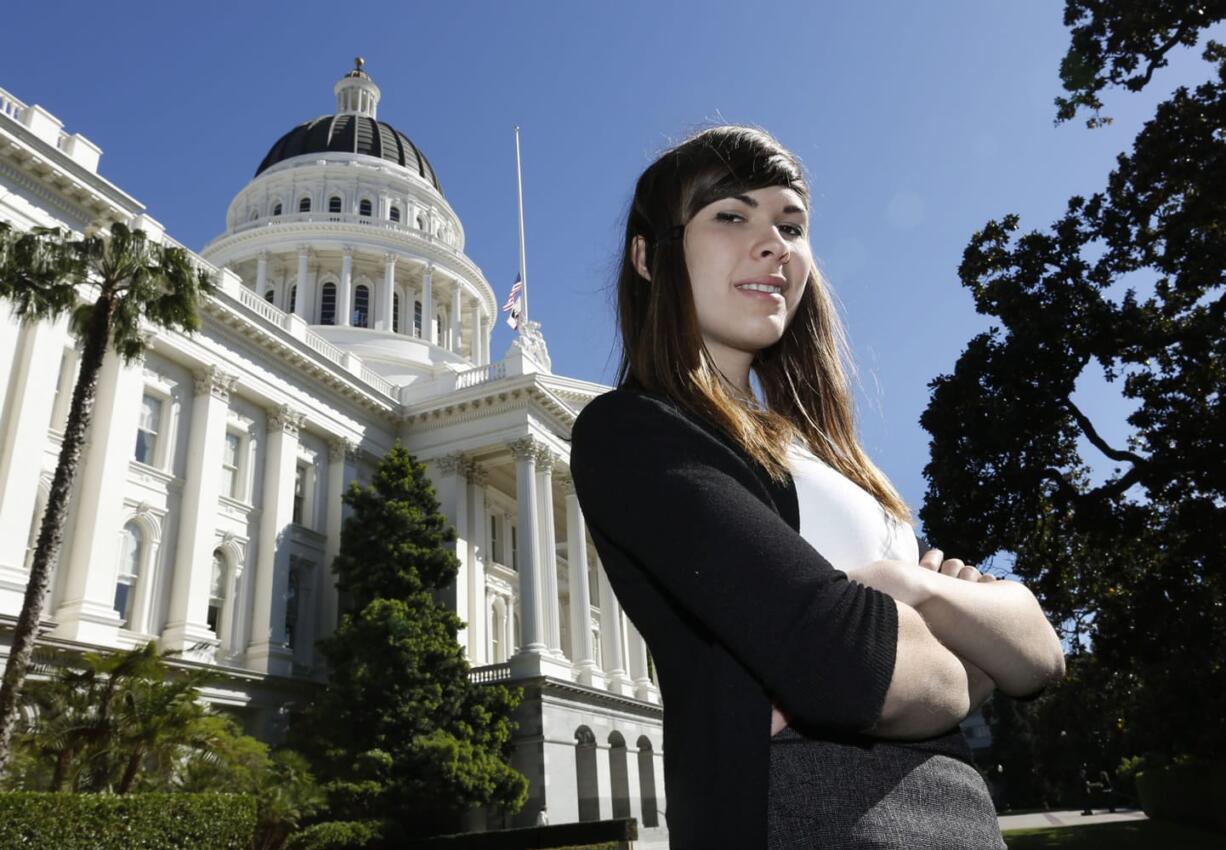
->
[919, 548, 943, 570]
[956, 565, 981, 582]
[978, 572, 998, 583]
[939, 558, 966, 577]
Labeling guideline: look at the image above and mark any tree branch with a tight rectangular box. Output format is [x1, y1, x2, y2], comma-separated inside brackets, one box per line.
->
[1063, 399, 1148, 466]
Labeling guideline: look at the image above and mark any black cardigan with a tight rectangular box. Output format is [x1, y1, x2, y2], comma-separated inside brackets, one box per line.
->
[570, 385, 914, 849]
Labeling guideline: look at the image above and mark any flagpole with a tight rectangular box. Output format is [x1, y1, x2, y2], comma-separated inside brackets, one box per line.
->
[514, 125, 529, 329]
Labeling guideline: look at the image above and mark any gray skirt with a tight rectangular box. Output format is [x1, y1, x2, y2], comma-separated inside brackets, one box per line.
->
[768, 728, 1006, 850]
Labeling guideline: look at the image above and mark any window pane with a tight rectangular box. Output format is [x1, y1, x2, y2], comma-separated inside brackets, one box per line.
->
[354, 285, 370, 328]
[114, 583, 132, 624]
[211, 551, 226, 599]
[223, 433, 240, 467]
[284, 568, 300, 648]
[121, 524, 142, 580]
[293, 466, 306, 525]
[359, 199, 372, 217]
[320, 283, 336, 326]
[390, 206, 401, 222]
[298, 197, 311, 213]
[393, 293, 400, 332]
[329, 196, 342, 214]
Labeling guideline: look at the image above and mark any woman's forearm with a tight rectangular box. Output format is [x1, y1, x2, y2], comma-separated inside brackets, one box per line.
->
[913, 570, 1065, 697]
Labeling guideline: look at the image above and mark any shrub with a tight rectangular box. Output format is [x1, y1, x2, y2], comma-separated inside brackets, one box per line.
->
[0, 792, 257, 849]
[284, 820, 387, 850]
[1135, 762, 1223, 832]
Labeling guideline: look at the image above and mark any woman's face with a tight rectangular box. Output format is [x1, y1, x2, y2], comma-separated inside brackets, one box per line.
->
[683, 184, 812, 367]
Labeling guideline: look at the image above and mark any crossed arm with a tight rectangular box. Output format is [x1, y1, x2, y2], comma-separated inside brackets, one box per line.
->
[771, 550, 1066, 740]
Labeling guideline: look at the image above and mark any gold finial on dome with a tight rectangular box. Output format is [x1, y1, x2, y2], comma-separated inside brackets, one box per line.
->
[355, 56, 365, 72]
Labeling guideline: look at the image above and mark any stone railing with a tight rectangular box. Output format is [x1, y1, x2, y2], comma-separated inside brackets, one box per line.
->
[456, 360, 507, 390]
[0, 87, 26, 121]
[469, 662, 513, 684]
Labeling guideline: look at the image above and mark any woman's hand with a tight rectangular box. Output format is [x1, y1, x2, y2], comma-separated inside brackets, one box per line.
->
[843, 559, 934, 608]
[919, 548, 996, 583]
[771, 703, 790, 736]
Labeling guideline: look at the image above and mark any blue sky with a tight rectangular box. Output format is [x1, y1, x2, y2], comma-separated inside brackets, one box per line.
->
[3, 1, 1219, 532]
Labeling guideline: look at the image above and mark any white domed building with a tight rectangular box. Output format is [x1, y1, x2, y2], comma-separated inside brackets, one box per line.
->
[0, 64, 667, 842]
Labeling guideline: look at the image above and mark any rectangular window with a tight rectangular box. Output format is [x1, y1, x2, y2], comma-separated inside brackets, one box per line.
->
[284, 565, 300, 648]
[490, 514, 498, 563]
[221, 432, 241, 499]
[293, 464, 306, 525]
[414, 300, 422, 338]
[134, 395, 162, 465]
[510, 524, 517, 571]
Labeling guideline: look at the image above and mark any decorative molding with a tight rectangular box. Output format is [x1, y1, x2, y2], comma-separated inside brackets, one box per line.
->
[435, 452, 465, 476]
[267, 403, 306, 437]
[327, 436, 355, 463]
[193, 365, 238, 401]
[506, 437, 538, 463]
[533, 444, 557, 471]
[464, 460, 489, 486]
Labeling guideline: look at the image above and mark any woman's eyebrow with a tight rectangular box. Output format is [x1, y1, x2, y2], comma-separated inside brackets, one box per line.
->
[728, 193, 807, 215]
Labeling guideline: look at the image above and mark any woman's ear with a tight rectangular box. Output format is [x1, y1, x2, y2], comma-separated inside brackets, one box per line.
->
[631, 235, 652, 282]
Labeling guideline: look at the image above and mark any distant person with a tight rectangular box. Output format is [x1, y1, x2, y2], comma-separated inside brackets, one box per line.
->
[570, 125, 1066, 849]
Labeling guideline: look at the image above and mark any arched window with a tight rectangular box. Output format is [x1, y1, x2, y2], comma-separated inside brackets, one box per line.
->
[353, 284, 370, 328]
[389, 206, 401, 223]
[208, 550, 226, 634]
[328, 195, 343, 214]
[298, 197, 311, 213]
[637, 736, 660, 827]
[359, 198, 372, 217]
[575, 727, 600, 822]
[393, 292, 401, 333]
[264, 287, 276, 305]
[608, 732, 631, 819]
[115, 523, 142, 628]
[248, 209, 259, 222]
[289, 285, 297, 314]
[272, 202, 283, 216]
[319, 282, 337, 326]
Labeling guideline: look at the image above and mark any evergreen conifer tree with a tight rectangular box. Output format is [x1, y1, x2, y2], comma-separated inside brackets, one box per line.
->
[294, 444, 527, 837]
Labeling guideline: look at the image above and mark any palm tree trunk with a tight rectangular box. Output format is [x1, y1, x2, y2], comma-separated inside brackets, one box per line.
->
[50, 747, 73, 791]
[117, 744, 143, 793]
[0, 286, 117, 775]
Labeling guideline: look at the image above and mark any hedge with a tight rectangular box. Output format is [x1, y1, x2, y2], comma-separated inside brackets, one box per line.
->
[0, 792, 258, 850]
[1135, 762, 1226, 832]
[285, 817, 637, 850]
[284, 820, 388, 850]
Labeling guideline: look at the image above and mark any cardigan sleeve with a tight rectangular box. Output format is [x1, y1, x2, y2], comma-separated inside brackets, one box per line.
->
[570, 389, 898, 734]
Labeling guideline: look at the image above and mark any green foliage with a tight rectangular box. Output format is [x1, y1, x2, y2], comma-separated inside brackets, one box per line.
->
[7, 643, 321, 849]
[0, 791, 257, 850]
[0, 220, 215, 776]
[1054, 0, 1225, 126]
[293, 444, 528, 836]
[1135, 762, 1225, 831]
[922, 2, 1226, 787]
[284, 820, 388, 850]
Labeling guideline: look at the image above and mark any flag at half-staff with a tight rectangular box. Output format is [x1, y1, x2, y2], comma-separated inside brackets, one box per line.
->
[502, 273, 523, 330]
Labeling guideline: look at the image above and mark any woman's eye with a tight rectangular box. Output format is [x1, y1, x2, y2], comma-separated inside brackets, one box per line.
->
[714, 211, 745, 223]
[779, 223, 805, 238]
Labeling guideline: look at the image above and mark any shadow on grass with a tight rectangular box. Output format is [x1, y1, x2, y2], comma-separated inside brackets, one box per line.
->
[1004, 819, 1222, 849]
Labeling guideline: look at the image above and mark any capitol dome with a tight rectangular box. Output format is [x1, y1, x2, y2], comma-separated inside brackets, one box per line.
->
[255, 114, 442, 192]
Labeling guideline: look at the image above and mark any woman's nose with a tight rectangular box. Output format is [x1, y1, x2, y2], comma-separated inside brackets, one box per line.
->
[755, 228, 791, 263]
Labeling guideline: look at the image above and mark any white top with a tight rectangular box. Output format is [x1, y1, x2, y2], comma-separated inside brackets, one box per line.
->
[786, 438, 917, 572]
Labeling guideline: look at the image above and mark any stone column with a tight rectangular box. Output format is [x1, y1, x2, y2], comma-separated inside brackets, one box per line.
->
[507, 438, 545, 656]
[597, 559, 631, 695]
[337, 248, 353, 327]
[625, 621, 659, 703]
[320, 437, 356, 644]
[534, 445, 564, 659]
[295, 247, 308, 319]
[162, 366, 238, 655]
[561, 474, 600, 685]
[474, 306, 486, 366]
[421, 264, 435, 344]
[465, 461, 489, 664]
[450, 285, 462, 353]
[256, 251, 269, 297]
[53, 345, 147, 643]
[434, 453, 470, 654]
[379, 254, 396, 332]
[247, 404, 304, 675]
[0, 319, 63, 585]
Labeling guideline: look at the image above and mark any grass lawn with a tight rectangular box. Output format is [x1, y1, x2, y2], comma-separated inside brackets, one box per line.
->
[1003, 819, 1222, 849]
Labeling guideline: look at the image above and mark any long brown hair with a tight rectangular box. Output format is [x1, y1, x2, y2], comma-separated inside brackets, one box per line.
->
[613, 124, 911, 522]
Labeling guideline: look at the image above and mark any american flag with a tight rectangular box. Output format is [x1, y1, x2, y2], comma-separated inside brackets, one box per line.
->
[502, 273, 523, 330]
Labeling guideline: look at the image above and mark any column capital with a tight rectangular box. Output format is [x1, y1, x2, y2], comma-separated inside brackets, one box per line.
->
[533, 444, 558, 470]
[507, 437, 538, 463]
[327, 436, 356, 462]
[192, 365, 238, 402]
[435, 451, 467, 476]
[383, 252, 397, 265]
[296, 244, 311, 256]
[257, 249, 270, 261]
[342, 245, 354, 258]
[464, 460, 489, 486]
[267, 404, 306, 437]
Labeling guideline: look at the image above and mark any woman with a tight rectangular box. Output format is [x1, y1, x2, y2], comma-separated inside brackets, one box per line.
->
[568, 125, 1065, 849]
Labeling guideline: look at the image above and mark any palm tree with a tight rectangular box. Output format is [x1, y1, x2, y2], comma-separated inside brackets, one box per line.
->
[0, 221, 214, 774]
